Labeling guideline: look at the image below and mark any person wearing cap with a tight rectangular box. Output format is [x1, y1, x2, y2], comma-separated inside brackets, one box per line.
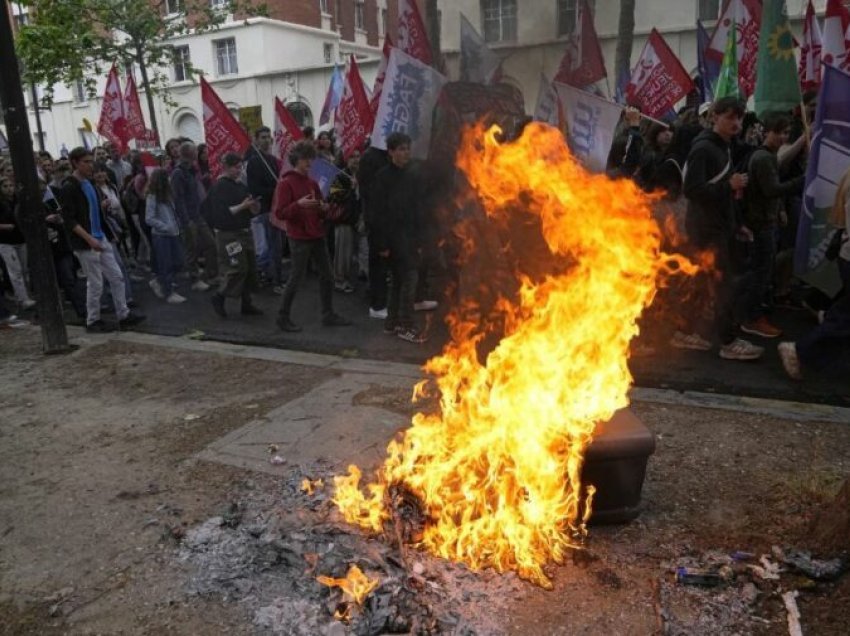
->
[205, 152, 263, 318]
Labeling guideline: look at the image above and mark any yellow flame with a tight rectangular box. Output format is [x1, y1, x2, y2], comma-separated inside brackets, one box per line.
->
[301, 478, 325, 495]
[333, 123, 693, 588]
[316, 564, 380, 605]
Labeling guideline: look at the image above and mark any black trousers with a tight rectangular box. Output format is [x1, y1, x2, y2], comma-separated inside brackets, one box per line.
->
[279, 237, 334, 320]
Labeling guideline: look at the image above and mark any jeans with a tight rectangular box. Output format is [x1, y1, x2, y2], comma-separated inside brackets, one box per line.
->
[263, 214, 284, 285]
[333, 225, 355, 283]
[747, 228, 778, 320]
[796, 259, 850, 370]
[279, 238, 334, 320]
[387, 256, 418, 329]
[367, 233, 388, 311]
[183, 219, 218, 281]
[0, 243, 31, 304]
[75, 240, 129, 325]
[152, 234, 185, 294]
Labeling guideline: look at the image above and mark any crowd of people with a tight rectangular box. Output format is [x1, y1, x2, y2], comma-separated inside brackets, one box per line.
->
[1, 94, 848, 376]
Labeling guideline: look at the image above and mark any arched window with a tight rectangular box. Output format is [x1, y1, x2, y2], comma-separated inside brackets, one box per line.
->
[175, 112, 202, 143]
[286, 101, 313, 128]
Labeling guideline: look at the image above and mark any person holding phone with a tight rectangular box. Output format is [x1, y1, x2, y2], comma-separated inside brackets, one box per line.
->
[272, 141, 351, 332]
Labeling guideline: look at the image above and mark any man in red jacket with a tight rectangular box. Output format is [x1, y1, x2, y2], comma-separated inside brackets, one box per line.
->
[272, 141, 351, 332]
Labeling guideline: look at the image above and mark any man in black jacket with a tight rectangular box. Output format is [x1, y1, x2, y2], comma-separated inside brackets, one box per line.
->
[357, 144, 390, 318]
[59, 147, 144, 332]
[246, 127, 283, 290]
[370, 133, 425, 343]
[684, 97, 761, 361]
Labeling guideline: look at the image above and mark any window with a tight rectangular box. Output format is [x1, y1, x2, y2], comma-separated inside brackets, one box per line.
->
[481, 0, 517, 43]
[320, 0, 329, 13]
[173, 45, 191, 82]
[381, 8, 388, 35]
[355, 1, 364, 30]
[323, 43, 333, 63]
[73, 78, 86, 103]
[287, 102, 313, 128]
[557, 0, 594, 38]
[165, 0, 184, 14]
[698, 0, 720, 21]
[214, 38, 238, 75]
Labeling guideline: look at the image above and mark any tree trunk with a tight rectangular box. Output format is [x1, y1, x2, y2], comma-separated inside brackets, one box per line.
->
[614, 0, 636, 91]
[136, 47, 159, 143]
[0, 6, 70, 353]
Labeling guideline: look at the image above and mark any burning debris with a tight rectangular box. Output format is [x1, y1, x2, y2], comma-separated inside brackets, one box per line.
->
[332, 122, 696, 587]
[316, 565, 381, 622]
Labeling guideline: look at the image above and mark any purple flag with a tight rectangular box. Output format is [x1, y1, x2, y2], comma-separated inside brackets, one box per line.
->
[697, 19, 720, 103]
[319, 64, 344, 126]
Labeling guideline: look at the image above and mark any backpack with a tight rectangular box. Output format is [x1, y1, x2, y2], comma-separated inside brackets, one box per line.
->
[121, 182, 142, 215]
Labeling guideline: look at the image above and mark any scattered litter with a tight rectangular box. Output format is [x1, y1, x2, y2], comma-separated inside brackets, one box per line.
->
[184, 414, 201, 421]
[269, 455, 286, 465]
[749, 556, 781, 581]
[675, 567, 725, 587]
[267, 443, 279, 455]
[777, 548, 845, 582]
[246, 403, 259, 409]
[781, 590, 803, 636]
[185, 329, 205, 340]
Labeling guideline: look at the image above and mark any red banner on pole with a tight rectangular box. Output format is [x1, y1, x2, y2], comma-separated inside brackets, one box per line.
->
[626, 29, 694, 119]
[201, 76, 251, 178]
[97, 62, 129, 152]
[370, 36, 393, 118]
[123, 72, 148, 144]
[398, 0, 432, 65]
[707, 0, 762, 97]
[273, 97, 304, 164]
[554, 0, 607, 87]
[335, 56, 373, 160]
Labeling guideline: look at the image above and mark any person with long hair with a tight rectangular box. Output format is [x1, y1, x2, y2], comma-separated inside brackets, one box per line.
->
[145, 168, 186, 303]
[778, 166, 850, 380]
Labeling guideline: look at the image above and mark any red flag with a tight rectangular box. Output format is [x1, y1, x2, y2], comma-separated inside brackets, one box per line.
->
[823, 0, 850, 73]
[97, 62, 129, 152]
[123, 72, 148, 144]
[273, 97, 304, 162]
[201, 76, 251, 179]
[398, 0, 432, 65]
[707, 0, 762, 97]
[799, 0, 823, 92]
[334, 56, 373, 160]
[370, 35, 393, 117]
[554, 0, 606, 87]
[139, 151, 159, 176]
[626, 29, 694, 119]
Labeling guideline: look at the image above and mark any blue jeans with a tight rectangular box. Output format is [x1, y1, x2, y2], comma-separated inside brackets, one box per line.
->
[152, 234, 185, 294]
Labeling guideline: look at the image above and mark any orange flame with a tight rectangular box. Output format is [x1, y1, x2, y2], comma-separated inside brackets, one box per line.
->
[316, 565, 380, 605]
[301, 478, 325, 495]
[333, 123, 695, 588]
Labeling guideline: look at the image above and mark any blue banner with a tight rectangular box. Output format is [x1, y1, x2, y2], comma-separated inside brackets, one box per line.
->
[795, 65, 850, 294]
[697, 19, 720, 104]
[309, 157, 342, 199]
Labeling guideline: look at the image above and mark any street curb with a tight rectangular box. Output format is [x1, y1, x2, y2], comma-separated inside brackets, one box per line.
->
[69, 328, 850, 424]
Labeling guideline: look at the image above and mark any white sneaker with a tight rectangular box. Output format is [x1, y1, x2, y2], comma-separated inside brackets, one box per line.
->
[719, 338, 764, 361]
[21, 299, 36, 310]
[149, 278, 165, 299]
[369, 307, 388, 319]
[414, 300, 438, 311]
[166, 292, 187, 304]
[191, 280, 211, 292]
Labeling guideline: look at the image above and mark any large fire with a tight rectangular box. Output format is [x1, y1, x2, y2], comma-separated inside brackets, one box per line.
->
[333, 122, 695, 588]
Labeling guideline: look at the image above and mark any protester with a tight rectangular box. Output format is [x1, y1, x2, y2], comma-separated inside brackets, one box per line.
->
[104, 141, 132, 188]
[684, 96, 762, 361]
[272, 140, 351, 332]
[92, 146, 118, 186]
[42, 177, 86, 322]
[637, 122, 673, 192]
[328, 150, 361, 294]
[357, 143, 390, 319]
[164, 138, 182, 171]
[171, 141, 217, 291]
[197, 143, 212, 191]
[205, 153, 264, 319]
[740, 111, 804, 337]
[245, 126, 283, 292]
[58, 147, 144, 332]
[144, 168, 186, 303]
[606, 107, 643, 179]
[316, 131, 335, 162]
[369, 132, 427, 344]
[0, 176, 35, 310]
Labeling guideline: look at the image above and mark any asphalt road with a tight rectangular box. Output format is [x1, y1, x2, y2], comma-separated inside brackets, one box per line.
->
[115, 271, 849, 408]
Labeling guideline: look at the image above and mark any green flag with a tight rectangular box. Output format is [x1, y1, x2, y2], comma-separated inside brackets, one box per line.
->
[713, 17, 741, 100]
[754, 0, 801, 117]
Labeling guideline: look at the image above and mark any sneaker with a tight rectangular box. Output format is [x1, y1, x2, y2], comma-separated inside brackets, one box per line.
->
[149, 278, 165, 299]
[414, 300, 438, 312]
[778, 342, 803, 380]
[669, 330, 712, 351]
[334, 282, 355, 294]
[0, 315, 29, 329]
[211, 293, 227, 318]
[129, 272, 146, 282]
[166, 292, 187, 304]
[740, 317, 782, 339]
[369, 307, 388, 319]
[719, 338, 764, 361]
[276, 316, 302, 332]
[241, 304, 264, 316]
[191, 280, 211, 292]
[85, 319, 114, 333]
[118, 312, 146, 329]
[322, 313, 352, 327]
[21, 299, 36, 310]
[397, 327, 428, 343]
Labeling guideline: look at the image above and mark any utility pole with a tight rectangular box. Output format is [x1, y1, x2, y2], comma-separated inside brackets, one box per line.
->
[0, 0, 70, 353]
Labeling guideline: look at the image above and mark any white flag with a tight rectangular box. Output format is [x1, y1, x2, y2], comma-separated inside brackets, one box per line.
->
[370, 47, 447, 159]
[460, 12, 501, 83]
[554, 82, 623, 173]
[533, 73, 562, 128]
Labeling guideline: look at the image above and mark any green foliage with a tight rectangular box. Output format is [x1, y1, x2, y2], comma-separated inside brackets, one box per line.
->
[15, 0, 267, 108]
